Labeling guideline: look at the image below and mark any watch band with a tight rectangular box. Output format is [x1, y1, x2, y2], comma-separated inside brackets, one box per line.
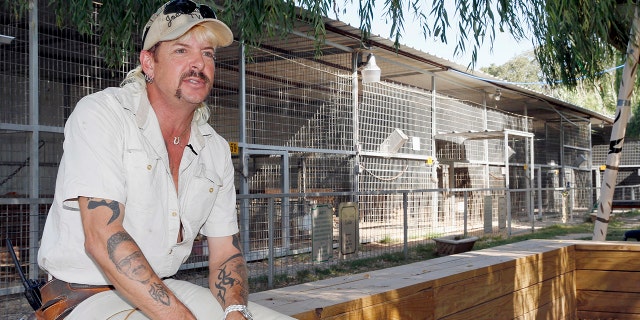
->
[223, 304, 254, 320]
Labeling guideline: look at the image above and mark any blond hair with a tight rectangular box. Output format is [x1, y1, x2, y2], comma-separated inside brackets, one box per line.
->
[122, 25, 220, 125]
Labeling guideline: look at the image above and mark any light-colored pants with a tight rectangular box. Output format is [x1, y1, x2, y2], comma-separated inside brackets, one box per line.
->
[66, 279, 294, 320]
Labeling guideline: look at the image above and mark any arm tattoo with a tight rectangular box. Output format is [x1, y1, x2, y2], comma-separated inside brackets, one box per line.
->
[215, 265, 237, 304]
[214, 234, 249, 304]
[87, 198, 121, 225]
[149, 282, 171, 306]
[107, 233, 170, 305]
[107, 232, 153, 283]
[107, 231, 134, 262]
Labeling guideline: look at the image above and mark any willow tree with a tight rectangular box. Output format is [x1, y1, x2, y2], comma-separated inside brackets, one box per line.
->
[3, 0, 638, 239]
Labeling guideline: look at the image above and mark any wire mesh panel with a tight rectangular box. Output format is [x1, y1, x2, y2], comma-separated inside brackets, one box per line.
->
[593, 140, 640, 168]
[241, 42, 353, 150]
[359, 82, 433, 155]
[1, 9, 28, 126]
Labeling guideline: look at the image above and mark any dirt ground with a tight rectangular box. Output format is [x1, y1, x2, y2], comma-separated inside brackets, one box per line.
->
[2, 294, 32, 320]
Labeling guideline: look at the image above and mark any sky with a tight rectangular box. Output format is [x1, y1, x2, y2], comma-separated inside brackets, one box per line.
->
[337, 3, 534, 70]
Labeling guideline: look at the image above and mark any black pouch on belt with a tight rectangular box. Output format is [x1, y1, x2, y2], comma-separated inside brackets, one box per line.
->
[34, 278, 113, 320]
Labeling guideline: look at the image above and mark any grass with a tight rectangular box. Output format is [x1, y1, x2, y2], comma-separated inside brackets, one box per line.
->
[249, 210, 640, 292]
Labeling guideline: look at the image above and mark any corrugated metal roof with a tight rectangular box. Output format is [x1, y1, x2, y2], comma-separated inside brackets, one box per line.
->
[316, 16, 614, 129]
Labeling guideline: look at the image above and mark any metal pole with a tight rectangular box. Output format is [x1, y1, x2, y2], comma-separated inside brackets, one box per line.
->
[281, 154, 290, 251]
[403, 192, 408, 260]
[529, 134, 535, 233]
[267, 198, 274, 289]
[430, 76, 439, 228]
[537, 167, 543, 220]
[238, 41, 251, 255]
[505, 132, 512, 237]
[352, 52, 360, 203]
[28, 0, 40, 279]
[463, 191, 468, 237]
[594, 5, 640, 241]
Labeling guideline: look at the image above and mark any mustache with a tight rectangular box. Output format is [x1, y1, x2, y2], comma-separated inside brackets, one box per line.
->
[180, 70, 210, 84]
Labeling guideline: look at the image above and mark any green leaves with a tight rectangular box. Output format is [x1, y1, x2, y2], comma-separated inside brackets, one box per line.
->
[3, 0, 637, 90]
[533, 0, 630, 88]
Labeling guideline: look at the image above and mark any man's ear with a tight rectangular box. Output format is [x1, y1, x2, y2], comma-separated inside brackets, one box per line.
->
[140, 50, 154, 77]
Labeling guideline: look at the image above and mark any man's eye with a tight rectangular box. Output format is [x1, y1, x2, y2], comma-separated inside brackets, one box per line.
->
[204, 51, 215, 59]
[175, 48, 187, 54]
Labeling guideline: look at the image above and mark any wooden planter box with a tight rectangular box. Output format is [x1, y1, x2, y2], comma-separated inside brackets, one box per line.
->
[251, 240, 640, 320]
[434, 235, 478, 256]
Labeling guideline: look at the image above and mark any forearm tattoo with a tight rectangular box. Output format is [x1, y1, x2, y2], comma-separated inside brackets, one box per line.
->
[107, 232, 170, 306]
[149, 282, 171, 306]
[215, 234, 249, 305]
[87, 198, 121, 225]
[215, 264, 237, 304]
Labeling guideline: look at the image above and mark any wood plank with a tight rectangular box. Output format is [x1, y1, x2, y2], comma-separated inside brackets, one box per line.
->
[575, 250, 640, 271]
[577, 310, 640, 320]
[433, 247, 574, 317]
[294, 286, 435, 320]
[577, 290, 640, 314]
[438, 272, 575, 320]
[574, 241, 640, 252]
[516, 294, 577, 320]
[576, 270, 640, 293]
[252, 279, 434, 317]
[431, 241, 575, 288]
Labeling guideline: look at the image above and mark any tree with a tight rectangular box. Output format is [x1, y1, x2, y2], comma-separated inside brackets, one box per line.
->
[481, 51, 620, 116]
[482, 51, 542, 86]
[3, 0, 639, 239]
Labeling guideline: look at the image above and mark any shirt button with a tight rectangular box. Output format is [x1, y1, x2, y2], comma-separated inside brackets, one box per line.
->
[147, 165, 152, 170]
[171, 211, 177, 217]
[209, 187, 214, 193]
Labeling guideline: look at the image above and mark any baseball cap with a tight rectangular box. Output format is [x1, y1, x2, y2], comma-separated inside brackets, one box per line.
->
[141, 0, 233, 50]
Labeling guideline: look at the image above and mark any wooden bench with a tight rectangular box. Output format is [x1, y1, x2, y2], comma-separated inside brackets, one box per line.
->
[250, 239, 640, 319]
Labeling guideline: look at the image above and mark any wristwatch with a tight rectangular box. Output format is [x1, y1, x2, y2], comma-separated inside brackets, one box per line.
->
[223, 304, 254, 320]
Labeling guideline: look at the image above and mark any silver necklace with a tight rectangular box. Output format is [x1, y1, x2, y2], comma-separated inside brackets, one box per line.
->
[172, 126, 189, 145]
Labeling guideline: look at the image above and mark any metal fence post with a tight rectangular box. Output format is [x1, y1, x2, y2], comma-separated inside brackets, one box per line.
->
[268, 198, 275, 289]
[403, 192, 408, 260]
[463, 191, 468, 238]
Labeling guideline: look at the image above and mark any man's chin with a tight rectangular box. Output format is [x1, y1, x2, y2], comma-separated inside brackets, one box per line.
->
[175, 90, 209, 105]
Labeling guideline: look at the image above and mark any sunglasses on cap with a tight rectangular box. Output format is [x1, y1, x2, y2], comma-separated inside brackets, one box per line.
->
[164, 0, 217, 19]
[142, 0, 218, 49]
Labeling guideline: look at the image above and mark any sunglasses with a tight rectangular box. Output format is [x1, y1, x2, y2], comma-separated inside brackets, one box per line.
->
[164, 0, 217, 19]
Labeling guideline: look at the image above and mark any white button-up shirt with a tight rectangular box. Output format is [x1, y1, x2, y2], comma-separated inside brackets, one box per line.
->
[38, 82, 238, 285]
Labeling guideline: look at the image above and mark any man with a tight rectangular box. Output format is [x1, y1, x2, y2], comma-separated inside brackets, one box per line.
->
[37, 1, 291, 319]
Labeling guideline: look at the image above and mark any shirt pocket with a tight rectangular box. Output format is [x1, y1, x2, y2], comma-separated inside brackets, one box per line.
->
[122, 149, 162, 216]
[183, 164, 222, 235]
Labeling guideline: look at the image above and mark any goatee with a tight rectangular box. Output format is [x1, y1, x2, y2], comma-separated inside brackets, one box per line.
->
[175, 70, 211, 99]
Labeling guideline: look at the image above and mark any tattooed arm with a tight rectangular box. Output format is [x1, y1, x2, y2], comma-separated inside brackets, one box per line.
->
[78, 196, 196, 320]
[208, 233, 250, 320]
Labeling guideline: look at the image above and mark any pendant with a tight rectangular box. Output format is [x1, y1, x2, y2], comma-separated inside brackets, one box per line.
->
[173, 136, 180, 145]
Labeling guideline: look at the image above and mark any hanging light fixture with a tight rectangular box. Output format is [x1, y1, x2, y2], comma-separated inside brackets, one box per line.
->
[359, 53, 381, 84]
[494, 88, 502, 101]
